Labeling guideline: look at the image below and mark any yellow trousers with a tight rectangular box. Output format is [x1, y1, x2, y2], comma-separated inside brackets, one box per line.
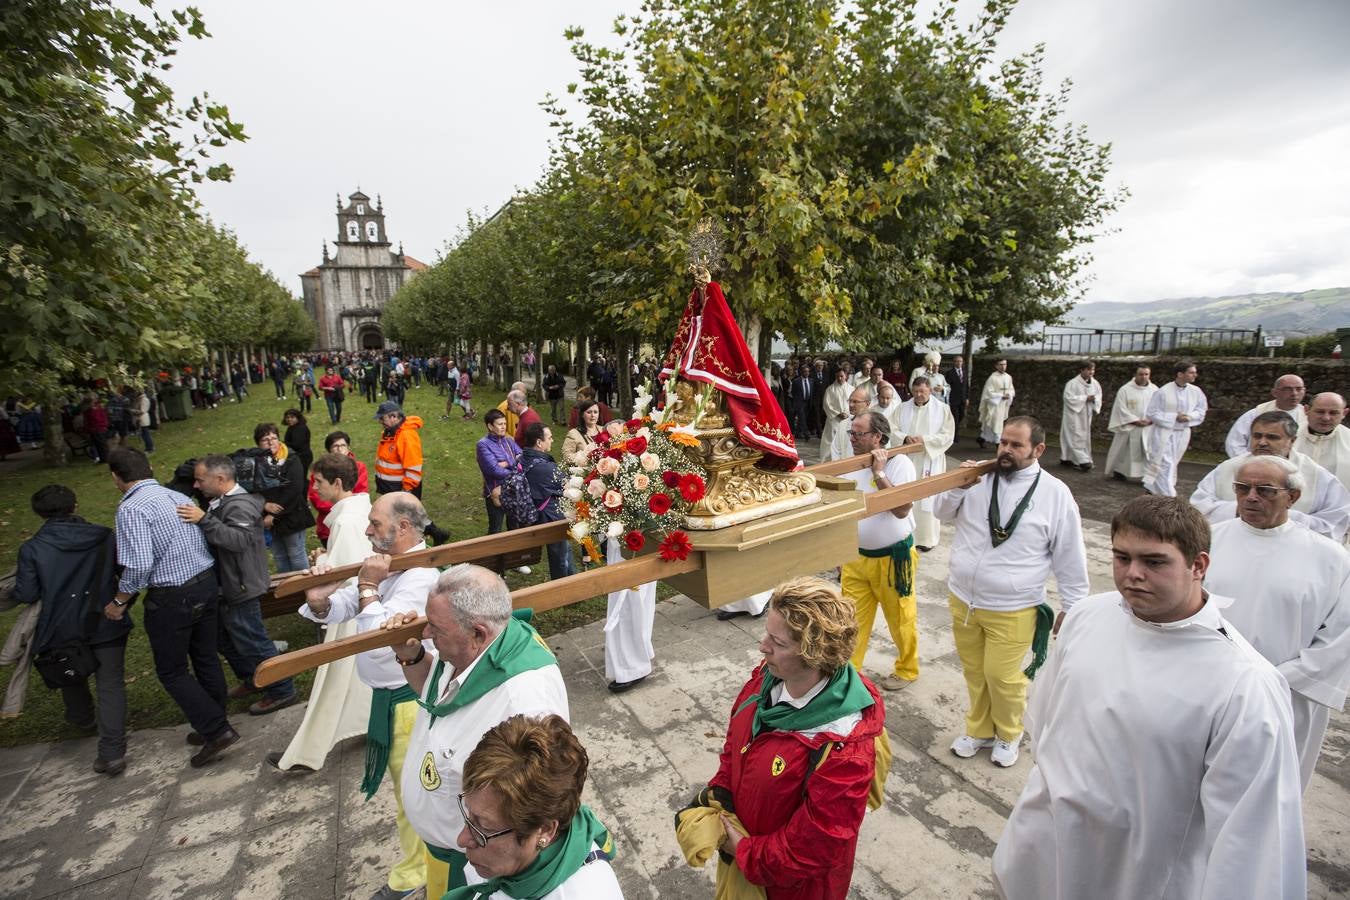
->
[843, 551, 919, 681]
[424, 849, 467, 899]
[948, 595, 1038, 741]
[386, 699, 428, 892]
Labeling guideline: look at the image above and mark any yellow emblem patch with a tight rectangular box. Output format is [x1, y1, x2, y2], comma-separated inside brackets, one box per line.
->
[770, 755, 786, 777]
[419, 751, 441, 791]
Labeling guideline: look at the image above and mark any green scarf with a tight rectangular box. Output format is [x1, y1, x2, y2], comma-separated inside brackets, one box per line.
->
[362, 683, 417, 800]
[988, 468, 1041, 548]
[1022, 603, 1056, 680]
[859, 534, 915, 596]
[445, 806, 614, 900]
[737, 663, 874, 739]
[419, 617, 556, 727]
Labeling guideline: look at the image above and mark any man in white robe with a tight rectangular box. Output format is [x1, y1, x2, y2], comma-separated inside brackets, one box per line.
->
[1058, 361, 1103, 470]
[270, 453, 373, 771]
[870, 380, 903, 434]
[1224, 373, 1307, 458]
[1104, 365, 1158, 481]
[604, 537, 656, 692]
[819, 367, 852, 462]
[1207, 455, 1350, 789]
[848, 357, 871, 390]
[896, 377, 955, 550]
[1191, 410, 1350, 541]
[992, 494, 1306, 900]
[1143, 360, 1206, 497]
[976, 358, 1014, 448]
[1295, 391, 1350, 495]
[910, 351, 949, 404]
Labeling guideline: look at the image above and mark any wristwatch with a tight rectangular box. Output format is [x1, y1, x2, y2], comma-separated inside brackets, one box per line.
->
[358, 586, 379, 601]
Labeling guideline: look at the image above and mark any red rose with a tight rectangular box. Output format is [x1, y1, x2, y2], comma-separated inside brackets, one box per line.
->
[626, 436, 648, 455]
[648, 492, 673, 515]
[679, 473, 706, 503]
[625, 530, 645, 552]
[658, 530, 693, 561]
[596, 432, 610, 445]
[661, 470, 681, 488]
[626, 418, 644, 432]
[604, 447, 624, 460]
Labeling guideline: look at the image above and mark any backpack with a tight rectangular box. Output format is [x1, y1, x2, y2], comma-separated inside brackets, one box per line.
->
[230, 447, 289, 493]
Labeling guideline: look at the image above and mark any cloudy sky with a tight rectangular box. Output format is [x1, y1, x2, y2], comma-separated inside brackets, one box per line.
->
[163, 0, 1350, 308]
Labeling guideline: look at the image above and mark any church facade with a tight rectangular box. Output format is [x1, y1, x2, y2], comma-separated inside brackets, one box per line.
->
[300, 190, 426, 351]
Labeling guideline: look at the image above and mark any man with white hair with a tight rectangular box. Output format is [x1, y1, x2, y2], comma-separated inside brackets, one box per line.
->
[1191, 410, 1350, 541]
[385, 565, 568, 898]
[976, 359, 1014, 449]
[1058, 360, 1102, 471]
[1206, 454, 1350, 789]
[1295, 391, 1350, 494]
[301, 492, 440, 900]
[897, 376, 955, 550]
[1224, 374, 1307, 458]
[910, 351, 949, 404]
[1143, 360, 1206, 497]
[496, 381, 528, 438]
[1104, 365, 1157, 481]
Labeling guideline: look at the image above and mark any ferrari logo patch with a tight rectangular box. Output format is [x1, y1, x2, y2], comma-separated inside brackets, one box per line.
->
[770, 755, 786, 777]
[419, 751, 441, 791]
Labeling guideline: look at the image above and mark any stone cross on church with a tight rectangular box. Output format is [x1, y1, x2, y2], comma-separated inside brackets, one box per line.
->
[300, 189, 426, 351]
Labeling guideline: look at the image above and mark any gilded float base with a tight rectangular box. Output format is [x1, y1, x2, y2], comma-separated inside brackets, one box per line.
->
[680, 428, 820, 531]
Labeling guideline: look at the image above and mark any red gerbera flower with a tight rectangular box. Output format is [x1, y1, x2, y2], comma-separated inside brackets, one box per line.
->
[648, 492, 673, 515]
[658, 530, 693, 561]
[626, 435, 648, 455]
[661, 470, 681, 488]
[625, 530, 645, 552]
[679, 473, 706, 503]
[626, 418, 644, 432]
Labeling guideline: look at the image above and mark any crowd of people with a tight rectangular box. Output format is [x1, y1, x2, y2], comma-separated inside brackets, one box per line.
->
[5, 340, 1348, 899]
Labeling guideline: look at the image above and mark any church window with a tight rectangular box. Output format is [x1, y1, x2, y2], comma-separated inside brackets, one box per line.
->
[356, 203, 365, 214]
[366, 221, 379, 242]
[346, 221, 358, 241]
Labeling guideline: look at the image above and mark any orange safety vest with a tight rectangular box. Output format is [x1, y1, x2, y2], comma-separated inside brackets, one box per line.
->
[376, 415, 424, 491]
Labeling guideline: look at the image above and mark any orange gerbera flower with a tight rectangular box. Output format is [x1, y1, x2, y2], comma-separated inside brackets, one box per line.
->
[654, 421, 678, 432]
[581, 536, 602, 564]
[575, 500, 591, 520]
[667, 430, 702, 448]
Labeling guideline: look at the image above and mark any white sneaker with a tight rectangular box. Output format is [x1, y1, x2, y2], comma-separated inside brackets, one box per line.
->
[950, 735, 996, 759]
[516, 566, 531, 575]
[991, 736, 1021, 768]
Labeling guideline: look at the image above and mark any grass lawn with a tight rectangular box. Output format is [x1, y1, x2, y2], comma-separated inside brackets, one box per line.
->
[0, 381, 617, 748]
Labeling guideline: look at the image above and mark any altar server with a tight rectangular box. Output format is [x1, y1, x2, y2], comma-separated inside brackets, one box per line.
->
[1058, 361, 1102, 470]
[1207, 455, 1350, 789]
[1143, 360, 1207, 497]
[1224, 373, 1306, 458]
[992, 494, 1306, 900]
[1103, 365, 1157, 481]
[896, 377, 955, 550]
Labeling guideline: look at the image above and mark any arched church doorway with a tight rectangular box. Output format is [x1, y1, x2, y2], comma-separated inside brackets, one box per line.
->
[356, 326, 384, 350]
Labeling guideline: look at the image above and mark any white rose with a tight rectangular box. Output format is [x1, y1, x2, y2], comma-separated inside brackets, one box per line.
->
[639, 452, 660, 472]
[569, 522, 590, 540]
[586, 479, 606, 499]
[566, 475, 584, 490]
[632, 473, 650, 491]
[563, 487, 583, 502]
[606, 521, 624, 539]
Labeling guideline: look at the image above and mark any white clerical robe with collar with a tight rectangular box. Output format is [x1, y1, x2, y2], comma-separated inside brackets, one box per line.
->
[870, 398, 903, 434]
[993, 591, 1306, 900]
[820, 381, 852, 461]
[896, 398, 955, 548]
[278, 492, 374, 770]
[1059, 375, 1103, 465]
[604, 540, 657, 683]
[1191, 451, 1350, 542]
[1143, 381, 1207, 497]
[1225, 400, 1307, 458]
[1206, 518, 1350, 788]
[1296, 423, 1350, 495]
[1104, 380, 1158, 480]
[978, 371, 1015, 442]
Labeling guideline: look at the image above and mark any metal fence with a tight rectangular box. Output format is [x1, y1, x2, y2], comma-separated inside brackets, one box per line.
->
[1035, 325, 1262, 357]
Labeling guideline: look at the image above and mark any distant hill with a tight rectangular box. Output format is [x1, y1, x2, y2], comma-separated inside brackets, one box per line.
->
[1070, 287, 1350, 336]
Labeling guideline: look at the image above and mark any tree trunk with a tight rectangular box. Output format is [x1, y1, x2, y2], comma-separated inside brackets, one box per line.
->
[534, 340, 545, 402]
[575, 333, 589, 391]
[511, 344, 522, 394]
[757, 326, 774, 378]
[617, 340, 632, 419]
[40, 403, 68, 466]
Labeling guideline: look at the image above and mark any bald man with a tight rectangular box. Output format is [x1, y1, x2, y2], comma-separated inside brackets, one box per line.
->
[1224, 374, 1307, 458]
[1295, 392, 1350, 497]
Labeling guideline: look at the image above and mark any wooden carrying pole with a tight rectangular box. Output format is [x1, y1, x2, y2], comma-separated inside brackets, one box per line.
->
[253, 446, 988, 687]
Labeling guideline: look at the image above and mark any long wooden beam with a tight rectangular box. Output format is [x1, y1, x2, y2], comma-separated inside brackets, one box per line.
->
[804, 443, 924, 477]
[864, 460, 996, 516]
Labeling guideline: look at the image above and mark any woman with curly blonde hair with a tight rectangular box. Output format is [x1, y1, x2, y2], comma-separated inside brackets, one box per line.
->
[696, 577, 886, 899]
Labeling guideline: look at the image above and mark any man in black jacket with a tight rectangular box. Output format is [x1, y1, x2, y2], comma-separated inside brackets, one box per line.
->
[177, 455, 297, 714]
[542, 365, 567, 425]
[519, 423, 573, 580]
[944, 354, 970, 442]
[15, 485, 130, 775]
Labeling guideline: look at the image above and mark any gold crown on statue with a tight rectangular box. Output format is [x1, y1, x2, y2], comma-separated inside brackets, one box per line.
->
[687, 217, 726, 282]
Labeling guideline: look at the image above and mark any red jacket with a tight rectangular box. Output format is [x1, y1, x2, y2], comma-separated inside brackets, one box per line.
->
[710, 663, 884, 900]
[307, 459, 369, 541]
[513, 407, 543, 447]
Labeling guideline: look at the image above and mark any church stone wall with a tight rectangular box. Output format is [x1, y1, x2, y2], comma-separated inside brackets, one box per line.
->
[968, 355, 1346, 455]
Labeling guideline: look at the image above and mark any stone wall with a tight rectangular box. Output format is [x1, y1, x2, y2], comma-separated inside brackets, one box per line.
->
[966, 356, 1347, 455]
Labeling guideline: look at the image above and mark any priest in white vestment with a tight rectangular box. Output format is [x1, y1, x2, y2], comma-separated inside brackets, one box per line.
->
[1295, 391, 1350, 496]
[1191, 410, 1350, 542]
[870, 380, 904, 434]
[1143, 360, 1206, 497]
[993, 494, 1306, 900]
[819, 367, 853, 461]
[1058, 361, 1103, 470]
[896, 377, 955, 549]
[1206, 455, 1350, 789]
[272, 455, 373, 771]
[976, 358, 1015, 447]
[1104, 365, 1158, 481]
[1223, 373, 1307, 458]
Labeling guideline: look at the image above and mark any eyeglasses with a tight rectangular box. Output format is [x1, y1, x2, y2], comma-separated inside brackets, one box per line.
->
[1232, 481, 1291, 499]
[458, 793, 514, 848]
[848, 429, 876, 440]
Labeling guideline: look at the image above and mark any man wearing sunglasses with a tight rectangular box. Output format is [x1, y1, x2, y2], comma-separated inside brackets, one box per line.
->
[1191, 410, 1350, 541]
[1206, 454, 1350, 790]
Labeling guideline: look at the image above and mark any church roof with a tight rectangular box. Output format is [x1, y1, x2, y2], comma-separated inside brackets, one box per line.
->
[349, 190, 370, 201]
[403, 254, 429, 271]
[302, 267, 321, 277]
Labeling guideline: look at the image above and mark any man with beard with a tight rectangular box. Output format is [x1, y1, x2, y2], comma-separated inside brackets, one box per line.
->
[933, 416, 1089, 768]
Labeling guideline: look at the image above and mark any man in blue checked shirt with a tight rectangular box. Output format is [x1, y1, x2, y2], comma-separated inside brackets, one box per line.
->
[104, 448, 239, 768]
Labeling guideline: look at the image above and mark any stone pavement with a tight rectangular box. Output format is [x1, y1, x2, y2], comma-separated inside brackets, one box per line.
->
[0, 446, 1347, 898]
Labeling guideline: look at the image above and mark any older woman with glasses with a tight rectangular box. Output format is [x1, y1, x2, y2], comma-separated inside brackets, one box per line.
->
[452, 714, 621, 899]
[688, 576, 887, 899]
